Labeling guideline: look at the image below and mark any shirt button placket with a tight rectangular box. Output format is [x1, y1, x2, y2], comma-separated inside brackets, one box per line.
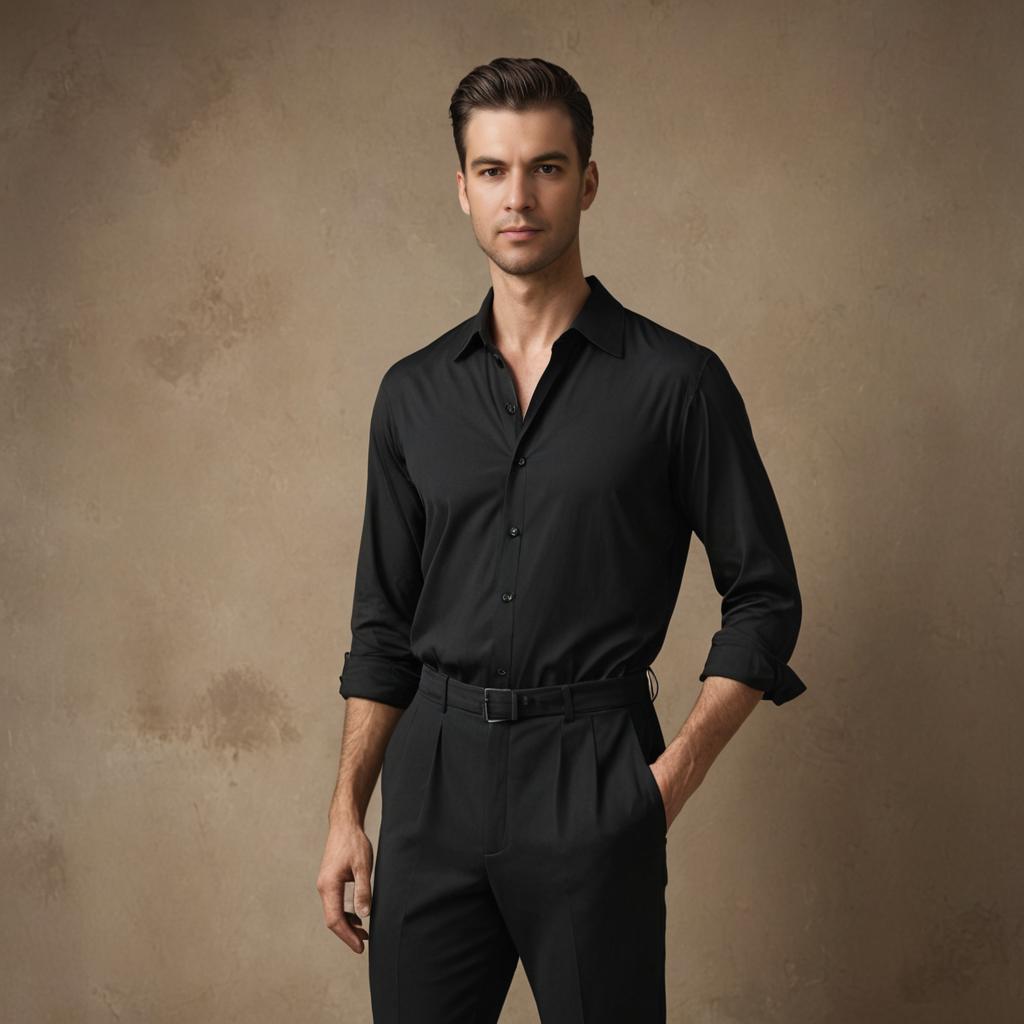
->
[492, 347, 526, 689]
[487, 333, 576, 690]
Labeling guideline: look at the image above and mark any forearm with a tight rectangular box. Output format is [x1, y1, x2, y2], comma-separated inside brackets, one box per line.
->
[658, 675, 762, 811]
[328, 696, 404, 829]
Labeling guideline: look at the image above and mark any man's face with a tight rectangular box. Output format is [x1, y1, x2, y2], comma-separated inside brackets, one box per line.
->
[457, 106, 597, 278]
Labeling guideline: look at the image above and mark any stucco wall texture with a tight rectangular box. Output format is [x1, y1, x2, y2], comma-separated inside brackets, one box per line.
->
[2, 0, 1021, 1021]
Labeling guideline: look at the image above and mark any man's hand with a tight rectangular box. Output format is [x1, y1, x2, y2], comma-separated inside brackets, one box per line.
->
[649, 675, 763, 830]
[648, 760, 674, 831]
[319, 695, 404, 952]
[317, 816, 374, 953]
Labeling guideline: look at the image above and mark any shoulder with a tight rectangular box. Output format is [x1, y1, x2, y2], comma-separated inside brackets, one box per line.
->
[376, 315, 472, 396]
[620, 306, 720, 393]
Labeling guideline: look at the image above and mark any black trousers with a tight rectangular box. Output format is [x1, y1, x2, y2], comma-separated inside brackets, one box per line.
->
[367, 663, 669, 1023]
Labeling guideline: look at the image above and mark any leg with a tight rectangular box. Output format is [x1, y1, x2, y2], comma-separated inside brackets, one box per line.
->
[484, 701, 668, 1022]
[368, 694, 520, 1023]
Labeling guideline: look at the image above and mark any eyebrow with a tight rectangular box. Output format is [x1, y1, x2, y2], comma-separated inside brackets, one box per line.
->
[469, 150, 572, 169]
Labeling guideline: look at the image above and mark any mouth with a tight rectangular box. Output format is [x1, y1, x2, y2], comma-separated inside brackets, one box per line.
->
[501, 228, 541, 240]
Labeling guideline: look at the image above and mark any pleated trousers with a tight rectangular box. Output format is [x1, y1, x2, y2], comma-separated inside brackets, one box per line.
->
[367, 662, 669, 1023]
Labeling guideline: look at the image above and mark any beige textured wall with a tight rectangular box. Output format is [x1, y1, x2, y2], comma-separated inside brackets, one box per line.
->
[3, 1, 1021, 1021]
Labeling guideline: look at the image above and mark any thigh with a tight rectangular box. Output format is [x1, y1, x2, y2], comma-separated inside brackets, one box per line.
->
[368, 694, 520, 1024]
[485, 701, 668, 1023]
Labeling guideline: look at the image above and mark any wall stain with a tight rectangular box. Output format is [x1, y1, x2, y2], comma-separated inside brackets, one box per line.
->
[129, 665, 300, 759]
[3, 12, 116, 143]
[2, 318, 78, 428]
[130, 689, 181, 746]
[91, 982, 129, 1020]
[136, 258, 279, 386]
[185, 667, 302, 757]
[0, 803, 68, 903]
[39, 16, 117, 137]
[900, 902, 1021, 1002]
[146, 53, 233, 166]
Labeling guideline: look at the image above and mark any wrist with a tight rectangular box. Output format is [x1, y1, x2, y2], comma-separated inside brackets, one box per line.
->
[328, 799, 364, 831]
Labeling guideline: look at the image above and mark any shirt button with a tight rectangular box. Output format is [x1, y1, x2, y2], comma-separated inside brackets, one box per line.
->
[504, 401, 517, 414]
[496, 668, 507, 676]
[501, 592, 514, 602]
[516, 456, 526, 466]
[492, 353, 504, 367]
[508, 526, 520, 537]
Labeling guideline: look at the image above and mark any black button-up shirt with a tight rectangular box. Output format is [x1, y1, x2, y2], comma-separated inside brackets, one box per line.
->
[339, 274, 806, 708]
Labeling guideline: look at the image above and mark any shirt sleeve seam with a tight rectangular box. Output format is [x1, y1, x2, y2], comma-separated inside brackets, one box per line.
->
[677, 348, 715, 443]
[672, 348, 716, 525]
[379, 376, 417, 487]
[688, 348, 715, 413]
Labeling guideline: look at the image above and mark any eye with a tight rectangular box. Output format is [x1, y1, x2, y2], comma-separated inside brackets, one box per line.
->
[480, 165, 561, 177]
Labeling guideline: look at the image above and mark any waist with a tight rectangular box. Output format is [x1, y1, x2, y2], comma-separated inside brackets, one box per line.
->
[416, 662, 656, 722]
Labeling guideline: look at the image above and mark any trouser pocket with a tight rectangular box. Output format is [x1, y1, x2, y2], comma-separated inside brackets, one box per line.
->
[622, 700, 668, 836]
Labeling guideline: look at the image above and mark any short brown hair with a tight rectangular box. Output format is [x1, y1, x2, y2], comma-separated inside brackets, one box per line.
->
[449, 57, 594, 176]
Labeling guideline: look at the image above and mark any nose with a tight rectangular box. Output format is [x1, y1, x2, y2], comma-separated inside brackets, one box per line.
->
[504, 169, 535, 212]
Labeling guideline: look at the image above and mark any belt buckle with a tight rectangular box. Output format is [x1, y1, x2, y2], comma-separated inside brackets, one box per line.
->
[482, 687, 518, 722]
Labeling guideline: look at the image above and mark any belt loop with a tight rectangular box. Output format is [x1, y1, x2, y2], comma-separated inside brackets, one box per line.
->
[646, 666, 659, 702]
[561, 684, 575, 722]
[441, 674, 449, 713]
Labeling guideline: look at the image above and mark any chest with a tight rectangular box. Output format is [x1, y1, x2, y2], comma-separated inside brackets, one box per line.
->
[500, 347, 551, 420]
[397, 344, 676, 523]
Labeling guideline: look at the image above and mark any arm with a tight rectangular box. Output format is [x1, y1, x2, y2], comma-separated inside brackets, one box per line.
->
[318, 696, 402, 953]
[653, 349, 807, 827]
[337, 377, 425, 709]
[653, 676, 762, 827]
[318, 375, 425, 953]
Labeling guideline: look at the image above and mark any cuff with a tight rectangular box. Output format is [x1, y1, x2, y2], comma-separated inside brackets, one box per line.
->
[338, 650, 421, 709]
[698, 632, 807, 706]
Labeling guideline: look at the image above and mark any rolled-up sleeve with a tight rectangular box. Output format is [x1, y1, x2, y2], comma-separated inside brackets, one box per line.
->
[338, 375, 424, 708]
[676, 349, 807, 706]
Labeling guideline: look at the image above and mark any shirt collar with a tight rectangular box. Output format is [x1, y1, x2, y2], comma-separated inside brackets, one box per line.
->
[450, 274, 626, 362]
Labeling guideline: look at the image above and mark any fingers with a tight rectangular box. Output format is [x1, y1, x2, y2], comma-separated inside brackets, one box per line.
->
[319, 875, 365, 954]
[352, 865, 373, 920]
[317, 832, 375, 954]
[343, 909, 370, 946]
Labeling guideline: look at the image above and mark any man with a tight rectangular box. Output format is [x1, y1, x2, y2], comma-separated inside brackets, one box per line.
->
[317, 56, 806, 1023]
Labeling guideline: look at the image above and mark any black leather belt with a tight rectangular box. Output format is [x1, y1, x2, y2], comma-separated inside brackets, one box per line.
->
[417, 662, 659, 722]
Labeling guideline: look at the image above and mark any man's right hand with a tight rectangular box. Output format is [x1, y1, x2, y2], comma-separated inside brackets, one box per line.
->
[317, 818, 375, 954]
